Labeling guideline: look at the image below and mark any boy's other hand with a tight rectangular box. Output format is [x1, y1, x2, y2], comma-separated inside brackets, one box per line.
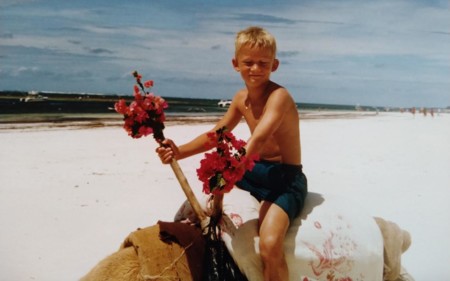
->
[156, 139, 178, 164]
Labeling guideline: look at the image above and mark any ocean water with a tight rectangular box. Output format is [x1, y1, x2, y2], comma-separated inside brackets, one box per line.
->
[0, 91, 386, 125]
[0, 91, 361, 114]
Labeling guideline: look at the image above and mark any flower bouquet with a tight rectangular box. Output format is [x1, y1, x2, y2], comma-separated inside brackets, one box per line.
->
[197, 126, 258, 203]
[114, 71, 167, 141]
[115, 71, 206, 221]
[197, 127, 257, 196]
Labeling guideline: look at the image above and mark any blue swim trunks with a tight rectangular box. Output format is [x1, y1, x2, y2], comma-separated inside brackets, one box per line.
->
[236, 160, 308, 221]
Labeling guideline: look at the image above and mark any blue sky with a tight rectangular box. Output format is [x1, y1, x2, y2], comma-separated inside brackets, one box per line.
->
[1, 0, 449, 107]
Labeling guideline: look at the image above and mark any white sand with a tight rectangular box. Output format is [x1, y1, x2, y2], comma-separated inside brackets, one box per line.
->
[0, 112, 449, 280]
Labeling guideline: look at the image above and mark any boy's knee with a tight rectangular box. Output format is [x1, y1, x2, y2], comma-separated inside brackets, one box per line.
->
[259, 234, 284, 260]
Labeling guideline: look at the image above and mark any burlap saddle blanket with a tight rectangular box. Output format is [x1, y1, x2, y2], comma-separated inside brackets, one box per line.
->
[81, 221, 205, 281]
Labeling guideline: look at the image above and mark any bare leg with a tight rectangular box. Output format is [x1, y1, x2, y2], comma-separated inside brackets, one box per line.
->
[259, 201, 290, 281]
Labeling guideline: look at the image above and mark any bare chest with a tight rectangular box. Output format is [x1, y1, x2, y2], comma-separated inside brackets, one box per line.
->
[243, 104, 265, 132]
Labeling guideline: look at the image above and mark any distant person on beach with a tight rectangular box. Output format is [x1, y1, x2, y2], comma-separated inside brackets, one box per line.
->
[156, 26, 307, 281]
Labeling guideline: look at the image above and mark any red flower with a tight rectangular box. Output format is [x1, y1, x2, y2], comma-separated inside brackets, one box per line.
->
[115, 71, 167, 141]
[245, 153, 259, 170]
[196, 127, 258, 195]
[144, 80, 154, 88]
[133, 85, 140, 96]
[138, 126, 153, 137]
[114, 99, 128, 115]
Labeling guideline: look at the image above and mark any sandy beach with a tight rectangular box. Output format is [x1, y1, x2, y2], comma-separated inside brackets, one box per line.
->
[0, 111, 449, 280]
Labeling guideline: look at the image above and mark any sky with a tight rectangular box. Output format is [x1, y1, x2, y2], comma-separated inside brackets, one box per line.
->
[0, 0, 449, 108]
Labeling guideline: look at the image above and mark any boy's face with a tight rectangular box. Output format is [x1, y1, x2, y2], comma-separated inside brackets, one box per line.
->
[232, 44, 279, 88]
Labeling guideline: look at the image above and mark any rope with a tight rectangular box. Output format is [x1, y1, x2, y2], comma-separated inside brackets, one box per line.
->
[142, 242, 193, 280]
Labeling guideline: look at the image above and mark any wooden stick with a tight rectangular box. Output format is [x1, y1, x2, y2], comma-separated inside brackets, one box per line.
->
[211, 193, 224, 221]
[169, 159, 207, 221]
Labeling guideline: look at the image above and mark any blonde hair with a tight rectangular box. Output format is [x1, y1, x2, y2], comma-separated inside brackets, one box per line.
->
[235, 26, 277, 57]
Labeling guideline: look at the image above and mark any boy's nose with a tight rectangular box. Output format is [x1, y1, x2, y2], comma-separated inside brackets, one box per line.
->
[250, 63, 260, 72]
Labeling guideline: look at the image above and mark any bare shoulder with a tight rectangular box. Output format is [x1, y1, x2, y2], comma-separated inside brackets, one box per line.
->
[230, 88, 248, 111]
[267, 84, 295, 107]
[233, 88, 247, 102]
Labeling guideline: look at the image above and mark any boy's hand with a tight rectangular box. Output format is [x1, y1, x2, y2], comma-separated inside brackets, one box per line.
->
[156, 139, 179, 164]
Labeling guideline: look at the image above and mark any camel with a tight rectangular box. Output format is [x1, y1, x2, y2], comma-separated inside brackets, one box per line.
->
[80, 189, 414, 281]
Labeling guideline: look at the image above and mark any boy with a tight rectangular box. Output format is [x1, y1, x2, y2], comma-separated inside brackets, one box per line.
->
[157, 26, 307, 281]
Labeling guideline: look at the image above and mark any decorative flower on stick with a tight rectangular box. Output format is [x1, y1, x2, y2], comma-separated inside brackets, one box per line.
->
[197, 126, 259, 195]
[114, 71, 168, 142]
[114, 71, 206, 221]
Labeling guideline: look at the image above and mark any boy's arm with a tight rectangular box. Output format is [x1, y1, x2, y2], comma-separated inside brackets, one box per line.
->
[245, 88, 290, 157]
[176, 93, 244, 160]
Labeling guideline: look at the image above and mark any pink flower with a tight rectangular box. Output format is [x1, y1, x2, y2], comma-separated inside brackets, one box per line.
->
[135, 110, 148, 123]
[144, 80, 154, 88]
[197, 127, 258, 195]
[246, 153, 260, 170]
[114, 99, 128, 115]
[133, 85, 140, 96]
[138, 126, 153, 137]
[115, 71, 168, 140]
[141, 97, 153, 111]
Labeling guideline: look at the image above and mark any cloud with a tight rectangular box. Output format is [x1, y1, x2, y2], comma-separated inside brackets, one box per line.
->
[68, 40, 82, 45]
[0, 0, 35, 8]
[296, 19, 346, 26]
[278, 51, 300, 58]
[430, 31, 450, 36]
[232, 13, 296, 24]
[1, 65, 61, 80]
[84, 47, 114, 55]
[0, 32, 14, 39]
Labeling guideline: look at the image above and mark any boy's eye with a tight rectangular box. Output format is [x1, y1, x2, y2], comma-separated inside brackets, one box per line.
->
[242, 61, 269, 67]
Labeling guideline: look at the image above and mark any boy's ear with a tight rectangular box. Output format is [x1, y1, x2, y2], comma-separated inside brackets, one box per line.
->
[232, 58, 240, 72]
[271, 58, 280, 72]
